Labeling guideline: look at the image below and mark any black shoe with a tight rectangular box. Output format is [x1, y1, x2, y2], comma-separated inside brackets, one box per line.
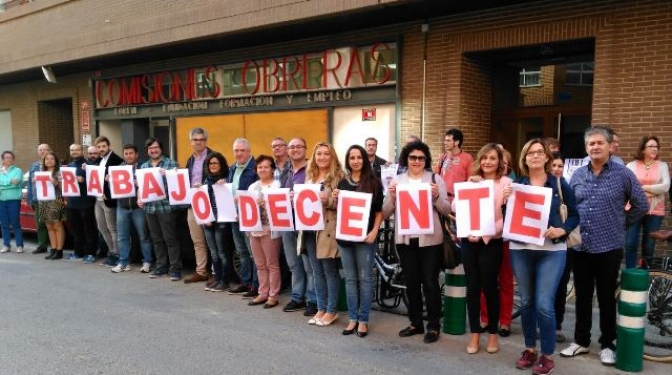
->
[228, 284, 248, 295]
[241, 288, 259, 299]
[44, 249, 56, 259]
[399, 326, 425, 337]
[423, 330, 440, 343]
[303, 302, 318, 316]
[356, 330, 368, 338]
[149, 268, 168, 279]
[32, 246, 48, 255]
[283, 300, 307, 312]
[499, 328, 511, 337]
[50, 250, 63, 260]
[342, 322, 359, 336]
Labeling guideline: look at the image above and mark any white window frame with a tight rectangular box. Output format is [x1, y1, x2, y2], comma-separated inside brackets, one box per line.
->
[519, 67, 542, 87]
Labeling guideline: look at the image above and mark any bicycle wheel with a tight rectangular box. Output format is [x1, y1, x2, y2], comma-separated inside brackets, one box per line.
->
[643, 270, 672, 362]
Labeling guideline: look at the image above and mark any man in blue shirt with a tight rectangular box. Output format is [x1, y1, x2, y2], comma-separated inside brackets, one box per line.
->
[561, 126, 648, 365]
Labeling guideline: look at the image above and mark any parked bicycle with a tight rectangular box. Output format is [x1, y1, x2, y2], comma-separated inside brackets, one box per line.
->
[373, 223, 408, 311]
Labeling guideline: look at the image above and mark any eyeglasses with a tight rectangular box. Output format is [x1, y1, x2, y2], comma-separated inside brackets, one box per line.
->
[147, 146, 161, 150]
[288, 145, 306, 150]
[271, 144, 287, 149]
[191, 138, 206, 142]
[646, 145, 659, 149]
[526, 150, 545, 157]
[408, 155, 426, 162]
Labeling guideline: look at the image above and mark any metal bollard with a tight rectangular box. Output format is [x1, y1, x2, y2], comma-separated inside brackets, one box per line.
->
[615, 268, 649, 372]
[443, 264, 466, 335]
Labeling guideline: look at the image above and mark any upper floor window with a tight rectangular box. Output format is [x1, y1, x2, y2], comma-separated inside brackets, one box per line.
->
[565, 62, 594, 86]
[519, 67, 541, 87]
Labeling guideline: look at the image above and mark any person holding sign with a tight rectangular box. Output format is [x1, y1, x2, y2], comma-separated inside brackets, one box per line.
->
[303, 142, 344, 327]
[333, 145, 383, 337]
[39, 152, 67, 260]
[27, 144, 51, 254]
[0, 151, 23, 253]
[457, 143, 512, 354]
[383, 141, 450, 344]
[246, 155, 282, 308]
[504, 139, 579, 374]
[93, 136, 124, 267]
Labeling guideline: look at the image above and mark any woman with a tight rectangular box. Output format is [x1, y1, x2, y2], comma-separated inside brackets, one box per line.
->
[382, 141, 450, 343]
[40, 152, 67, 260]
[625, 136, 670, 269]
[201, 152, 232, 293]
[303, 142, 343, 326]
[0, 151, 24, 253]
[461, 143, 511, 354]
[332, 145, 383, 337]
[247, 155, 283, 308]
[478, 144, 514, 338]
[504, 139, 579, 374]
[551, 152, 571, 343]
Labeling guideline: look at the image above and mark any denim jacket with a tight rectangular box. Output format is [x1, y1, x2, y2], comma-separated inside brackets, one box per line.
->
[514, 173, 580, 241]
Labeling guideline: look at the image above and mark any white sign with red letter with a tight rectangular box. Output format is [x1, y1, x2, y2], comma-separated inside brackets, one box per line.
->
[237, 190, 263, 231]
[136, 168, 166, 203]
[212, 183, 237, 222]
[336, 190, 372, 241]
[503, 184, 552, 246]
[109, 165, 136, 199]
[264, 188, 294, 231]
[60, 167, 80, 197]
[191, 185, 215, 224]
[34, 172, 56, 201]
[395, 183, 434, 235]
[292, 184, 324, 231]
[453, 180, 496, 238]
[165, 169, 191, 205]
[85, 165, 105, 197]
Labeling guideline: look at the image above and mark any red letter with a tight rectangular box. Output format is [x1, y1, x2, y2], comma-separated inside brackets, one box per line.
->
[267, 193, 291, 228]
[192, 190, 212, 221]
[509, 191, 545, 238]
[141, 173, 165, 201]
[239, 195, 259, 227]
[34, 174, 51, 199]
[170, 173, 187, 201]
[61, 170, 78, 195]
[88, 171, 102, 195]
[111, 169, 133, 195]
[296, 189, 320, 227]
[322, 49, 342, 88]
[457, 187, 490, 231]
[398, 190, 431, 230]
[344, 47, 365, 86]
[340, 197, 366, 237]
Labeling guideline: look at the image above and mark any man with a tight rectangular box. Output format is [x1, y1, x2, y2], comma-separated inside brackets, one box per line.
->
[184, 127, 212, 284]
[562, 125, 648, 365]
[271, 137, 291, 185]
[111, 144, 153, 274]
[85, 144, 108, 258]
[365, 137, 387, 178]
[435, 128, 474, 201]
[545, 138, 561, 153]
[281, 137, 317, 316]
[227, 138, 259, 298]
[94, 136, 124, 267]
[139, 137, 182, 281]
[582, 126, 624, 165]
[27, 144, 51, 254]
[87, 146, 100, 164]
[63, 144, 98, 264]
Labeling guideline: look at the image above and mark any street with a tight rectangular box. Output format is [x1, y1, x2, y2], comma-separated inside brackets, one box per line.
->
[0, 238, 668, 375]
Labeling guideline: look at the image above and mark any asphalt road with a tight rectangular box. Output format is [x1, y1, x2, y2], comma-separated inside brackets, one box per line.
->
[0, 238, 667, 375]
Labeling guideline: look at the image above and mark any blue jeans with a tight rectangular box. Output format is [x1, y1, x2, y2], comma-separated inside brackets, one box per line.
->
[116, 206, 152, 266]
[338, 241, 374, 323]
[509, 249, 566, 355]
[625, 214, 664, 268]
[304, 231, 340, 314]
[231, 222, 258, 288]
[203, 222, 231, 283]
[0, 200, 23, 247]
[282, 231, 315, 304]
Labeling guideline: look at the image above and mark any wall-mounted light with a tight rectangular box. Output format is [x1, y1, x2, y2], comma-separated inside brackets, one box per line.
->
[41, 66, 57, 83]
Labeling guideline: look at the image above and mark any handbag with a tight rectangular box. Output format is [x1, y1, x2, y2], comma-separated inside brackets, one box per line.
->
[556, 176, 582, 248]
[432, 173, 461, 269]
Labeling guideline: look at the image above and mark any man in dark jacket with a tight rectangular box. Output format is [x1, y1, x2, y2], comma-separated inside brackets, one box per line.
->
[227, 138, 259, 297]
[94, 135, 124, 267]
[365, 137, 388, 178]
[63, 144, 97, 263]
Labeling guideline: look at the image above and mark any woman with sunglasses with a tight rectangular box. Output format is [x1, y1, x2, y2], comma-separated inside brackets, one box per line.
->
[382, 141, 451, 344]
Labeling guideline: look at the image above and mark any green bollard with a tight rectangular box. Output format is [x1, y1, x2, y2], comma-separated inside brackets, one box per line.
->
[443, 264, 467, 335]
[615, 268, 649, 372]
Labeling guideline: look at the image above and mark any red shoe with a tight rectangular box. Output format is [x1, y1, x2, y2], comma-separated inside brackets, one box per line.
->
[516, 350, 538, 370]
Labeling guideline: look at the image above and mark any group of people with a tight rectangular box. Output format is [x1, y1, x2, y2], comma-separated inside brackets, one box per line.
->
[0, 124, 666, 375]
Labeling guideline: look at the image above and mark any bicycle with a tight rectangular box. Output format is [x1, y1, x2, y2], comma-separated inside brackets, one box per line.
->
[372, 223, 408, 312]
[642, 230, 672, 362]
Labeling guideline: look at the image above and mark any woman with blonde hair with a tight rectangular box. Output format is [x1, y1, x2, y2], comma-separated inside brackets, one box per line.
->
[303, 142, 344, 326]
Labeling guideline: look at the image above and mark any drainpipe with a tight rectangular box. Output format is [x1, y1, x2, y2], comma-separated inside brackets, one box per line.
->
[420, 22, 429, 141]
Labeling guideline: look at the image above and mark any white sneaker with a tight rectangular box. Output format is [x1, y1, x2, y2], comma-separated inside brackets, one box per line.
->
[140, 262, 151, 273]
[111, 264, 131, 273]
[0, 246, 9, 253]
[560, 342, 590, 357]
[598, 348, 616, 366]
[16, 247, 23, 253]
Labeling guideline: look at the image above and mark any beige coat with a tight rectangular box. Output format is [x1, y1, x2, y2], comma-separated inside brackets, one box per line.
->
[304, 179, 339, 259]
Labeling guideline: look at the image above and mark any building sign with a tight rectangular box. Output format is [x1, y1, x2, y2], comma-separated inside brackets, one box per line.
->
[362, 108, 376, 121]
[94, 42, 397, 110]
[81, 100, 90, 131]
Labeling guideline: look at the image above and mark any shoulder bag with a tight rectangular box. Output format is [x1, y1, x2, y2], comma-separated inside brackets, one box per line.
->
[556, 176, 581, 248]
